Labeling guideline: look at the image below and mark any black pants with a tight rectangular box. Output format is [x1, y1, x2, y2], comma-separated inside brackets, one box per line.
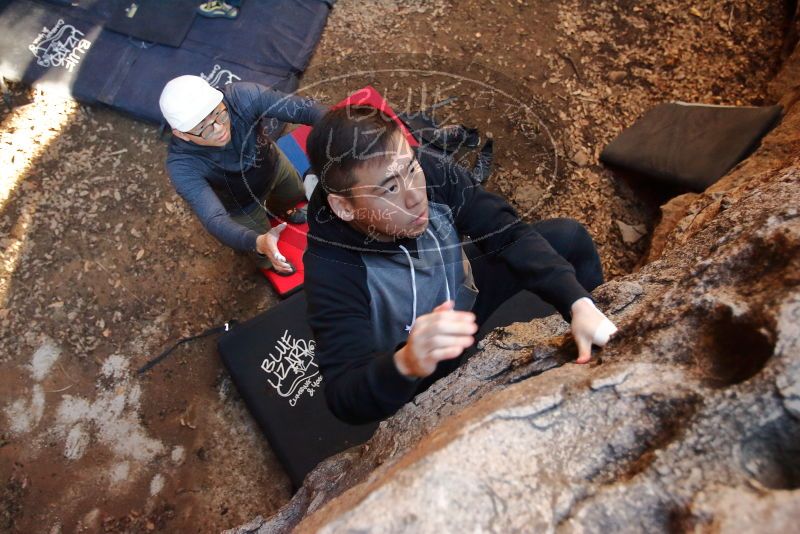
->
[417, 218, 603, 393]
[468, 217, 604, 326]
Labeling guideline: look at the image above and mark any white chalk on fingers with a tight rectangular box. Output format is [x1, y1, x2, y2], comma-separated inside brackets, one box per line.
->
[270, 222, 287, 235]
[592, 318, 618, 346]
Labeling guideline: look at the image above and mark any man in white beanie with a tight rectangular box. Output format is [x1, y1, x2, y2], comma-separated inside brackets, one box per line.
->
[159, 75, 327, 274]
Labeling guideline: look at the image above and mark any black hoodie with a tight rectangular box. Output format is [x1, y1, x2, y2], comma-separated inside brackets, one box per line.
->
[303, 146, 590, 424]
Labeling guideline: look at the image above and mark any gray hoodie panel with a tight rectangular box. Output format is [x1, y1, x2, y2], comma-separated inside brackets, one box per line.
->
[364, 201, 478, 354]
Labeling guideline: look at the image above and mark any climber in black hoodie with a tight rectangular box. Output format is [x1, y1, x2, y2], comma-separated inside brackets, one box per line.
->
[304, 105, 618, 424]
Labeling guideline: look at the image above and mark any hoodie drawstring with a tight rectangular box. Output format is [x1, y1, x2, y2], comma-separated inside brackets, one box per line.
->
[399, 228, 451, 333]
[399, 245, 417, 332]
[427, 228, 451, 302]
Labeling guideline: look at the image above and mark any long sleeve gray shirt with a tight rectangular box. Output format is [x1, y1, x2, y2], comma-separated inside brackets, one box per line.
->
[165, 82, 327, 251]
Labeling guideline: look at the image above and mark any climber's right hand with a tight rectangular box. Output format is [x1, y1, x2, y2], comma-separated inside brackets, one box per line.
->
[570, 297, 618, 364]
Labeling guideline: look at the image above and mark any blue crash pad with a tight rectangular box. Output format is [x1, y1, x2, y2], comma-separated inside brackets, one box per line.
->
[0, 0, 334, 130]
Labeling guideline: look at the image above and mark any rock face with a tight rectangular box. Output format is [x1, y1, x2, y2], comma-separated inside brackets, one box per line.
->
[229, 47, 800, 533]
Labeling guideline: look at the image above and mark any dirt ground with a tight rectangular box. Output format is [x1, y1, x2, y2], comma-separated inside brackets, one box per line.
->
[0, 1, 791, 532]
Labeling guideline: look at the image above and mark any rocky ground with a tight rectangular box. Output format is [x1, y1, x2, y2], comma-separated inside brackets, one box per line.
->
[0, 1, 793, 532]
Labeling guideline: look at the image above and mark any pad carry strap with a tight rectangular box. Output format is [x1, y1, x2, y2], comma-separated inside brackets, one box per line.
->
[137, 320, 238, 375]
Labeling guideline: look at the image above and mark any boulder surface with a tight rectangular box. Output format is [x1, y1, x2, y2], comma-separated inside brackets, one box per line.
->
[229, 44, 800, 534]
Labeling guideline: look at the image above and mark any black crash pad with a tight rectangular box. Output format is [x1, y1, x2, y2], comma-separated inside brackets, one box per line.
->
[217, 292, 378, 490]
[218, 282, 555, 489]
[600, 103, 782, 192]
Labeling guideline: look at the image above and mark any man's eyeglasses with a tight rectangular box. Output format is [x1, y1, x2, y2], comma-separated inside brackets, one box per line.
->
[187, 105, 229, 140]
